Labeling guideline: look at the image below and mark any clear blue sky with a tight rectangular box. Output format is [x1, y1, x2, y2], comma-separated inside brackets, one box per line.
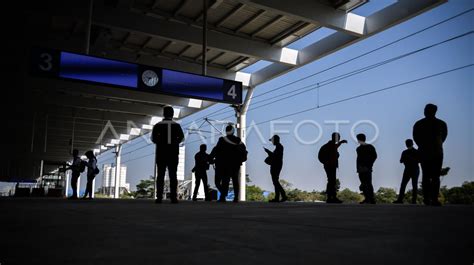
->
[95, 0, 473, 194]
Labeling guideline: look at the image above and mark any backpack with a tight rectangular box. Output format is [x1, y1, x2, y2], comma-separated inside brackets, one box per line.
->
[79, 161, 86, 173]
[92, 158, 99, 175]
[318, 143, 328, 164]
[237, 143, 248, 163]
[264, 155, 272, 165]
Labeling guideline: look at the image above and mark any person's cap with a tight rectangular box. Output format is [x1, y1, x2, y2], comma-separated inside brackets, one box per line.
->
[269, 135, 280, 141]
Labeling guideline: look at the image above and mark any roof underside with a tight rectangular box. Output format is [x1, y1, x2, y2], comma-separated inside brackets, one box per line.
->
[2, 0, 445, 179]
[96, 0, 321, 71]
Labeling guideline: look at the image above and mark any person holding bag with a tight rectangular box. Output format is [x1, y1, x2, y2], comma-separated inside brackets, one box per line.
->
[264, 135, 287, 203]
[210, 125, 247, 202]
[83, 150, 99, 200]
[66, 149, 84, 200]
[191, 144, 211, 201]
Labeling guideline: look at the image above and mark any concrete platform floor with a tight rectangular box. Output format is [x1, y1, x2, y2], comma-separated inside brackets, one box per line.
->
[0, 198, 473, 265]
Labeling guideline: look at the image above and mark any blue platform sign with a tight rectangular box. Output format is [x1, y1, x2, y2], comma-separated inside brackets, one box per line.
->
[30, 48, 243, 104]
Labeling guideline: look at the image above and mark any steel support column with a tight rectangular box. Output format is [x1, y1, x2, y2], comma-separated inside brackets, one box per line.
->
[65, 170, 70, 197]
[44, 115, 48, 153]
[236, 87, 255, 201]
[202, 0, 208, 76]
[85, 0, 94, 54]
[153, 156, 157, 199]
[30, 112, 36, 153]
[114, 144, 122, 198]
[70, 115, 76, 154]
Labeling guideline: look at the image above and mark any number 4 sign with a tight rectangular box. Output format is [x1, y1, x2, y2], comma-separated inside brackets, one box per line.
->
[227, 85, 237, 99]
[223, 81, 242, 103]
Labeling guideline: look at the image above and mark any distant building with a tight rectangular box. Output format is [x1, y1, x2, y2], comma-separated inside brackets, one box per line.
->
[99, 164, 130, 196]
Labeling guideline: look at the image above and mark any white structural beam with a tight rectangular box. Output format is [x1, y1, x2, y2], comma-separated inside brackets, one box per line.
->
[39, 93, 164, 117]
[298, 32, 358, 65]
[92, 34, 252, 86]
[32, 76, 235, 120]
[45, 106, 151, 126]
[47, 125, 127, 139]
[29, 77, 187, 108]
[250, 63, 294, 87]
[249, 0, 445, 87]
[235, 0, 366, 36]
[92, 46, 240, 82]
[46, 121, 128, 133]
[48, 131, 101, 140]
[92, 5, 298, 65]
[46, 127, 121, 145]
[365, 0, 447, 35]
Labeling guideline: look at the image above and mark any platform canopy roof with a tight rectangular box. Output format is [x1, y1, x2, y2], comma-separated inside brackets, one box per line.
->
[3, 0, 445, 179]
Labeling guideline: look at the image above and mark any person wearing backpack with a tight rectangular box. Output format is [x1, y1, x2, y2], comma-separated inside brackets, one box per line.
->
[67, 149, 83, 200]
[83, 150, 99, 200]
[210, 125, 247, 203]
[318, 132, 347, 203]
[264, 135, 287, 203]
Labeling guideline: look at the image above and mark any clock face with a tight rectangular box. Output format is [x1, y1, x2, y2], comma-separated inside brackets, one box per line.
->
[142, 70, 159, 87]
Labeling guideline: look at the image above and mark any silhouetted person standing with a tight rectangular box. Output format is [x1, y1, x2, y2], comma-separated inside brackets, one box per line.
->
[210, 125, 247, 203]
[264, 135, 287, 203]
[318, 132, 347, 203]
[67, 149, 82, 199]
[413, 103, 447, 206]
[393, 139, 420, 204]
[192, 144, 210, 201]
[152, 106, 184, 204]
[356, 134, 377, 204]
[83, 150, 98, 200]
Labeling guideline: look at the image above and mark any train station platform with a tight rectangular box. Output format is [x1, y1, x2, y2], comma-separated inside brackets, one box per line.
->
[0, 198, 472, 265]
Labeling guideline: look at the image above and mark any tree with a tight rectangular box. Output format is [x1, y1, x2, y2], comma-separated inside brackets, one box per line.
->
[375, 187, 397, 203]
[307, 190, 326, 202]
[439, 186, 449, 204]
[246, 174, 251, 183]
[246, 185, 265, 201]
[335, 179, 341, 193]
[445, 181, 474, 204]
[248, 178, 474, 205]
[93, 193, 110, 199]
[135, 176, 155, 198]
[267, 192, 275, 201]
[287, 188, 306, 201]
[279, 179, 293, 190]
[404, 181, 474, 205]
[403, 189, 424, 204]
[323, 179, 340, 196]
[265, 180, 325, 202]
[337, 188, 363, 203]
[120, 192, 134, 199]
